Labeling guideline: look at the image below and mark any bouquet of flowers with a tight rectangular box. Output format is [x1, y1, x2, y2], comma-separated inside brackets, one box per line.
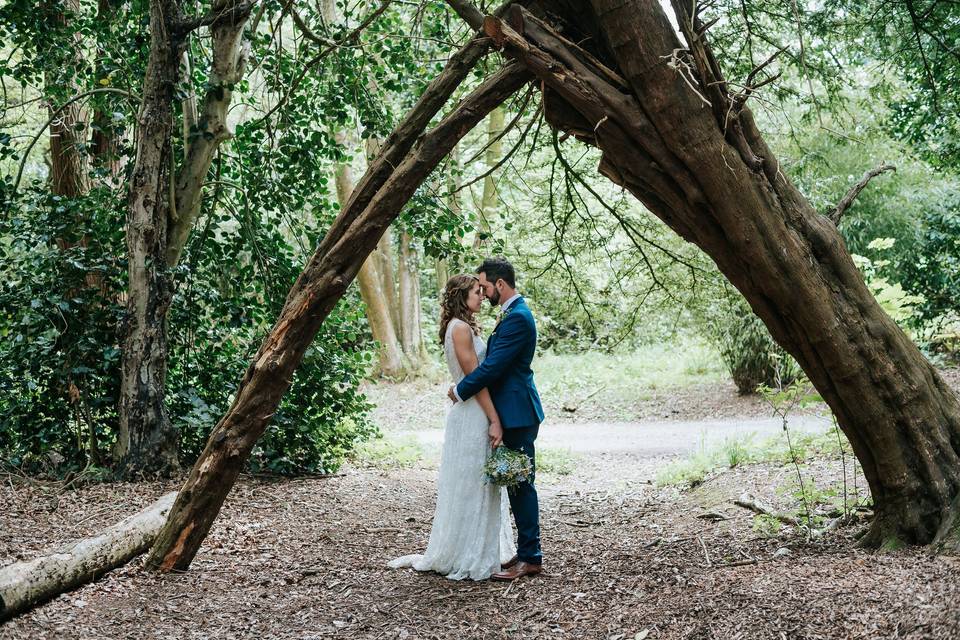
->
[483, 445, 533, 493]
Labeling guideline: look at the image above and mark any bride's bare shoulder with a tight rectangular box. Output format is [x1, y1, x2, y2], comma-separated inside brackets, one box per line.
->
[449, 318, 473, 342]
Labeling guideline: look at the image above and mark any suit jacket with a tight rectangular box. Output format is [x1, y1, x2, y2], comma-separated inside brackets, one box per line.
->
[456, 297, 545, 429]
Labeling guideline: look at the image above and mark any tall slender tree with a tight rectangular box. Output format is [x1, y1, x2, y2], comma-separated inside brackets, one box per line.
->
[44, 0, 89, 199]
[115, 0, 255, 476]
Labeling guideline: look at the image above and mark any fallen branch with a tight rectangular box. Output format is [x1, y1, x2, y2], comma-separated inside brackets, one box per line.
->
[697, 535, 712, 567]
[734, 492, 800, 526]
[0, 492, 177, 621]
[711, 558, 759, 569]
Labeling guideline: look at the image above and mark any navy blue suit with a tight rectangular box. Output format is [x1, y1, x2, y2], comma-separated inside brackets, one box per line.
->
[456, 296, 544, 565]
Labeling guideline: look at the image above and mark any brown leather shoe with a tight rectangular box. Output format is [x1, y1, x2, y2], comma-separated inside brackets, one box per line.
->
[491, 561, 542, 581]
[501, 555, 519, 570]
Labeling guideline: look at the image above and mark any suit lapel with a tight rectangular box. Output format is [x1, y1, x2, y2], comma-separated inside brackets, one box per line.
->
[489, 296, 524, 348]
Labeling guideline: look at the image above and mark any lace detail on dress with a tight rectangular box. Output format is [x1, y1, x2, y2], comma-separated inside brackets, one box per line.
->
[388, 317, 514, 580]
[443, 317, 486, 383]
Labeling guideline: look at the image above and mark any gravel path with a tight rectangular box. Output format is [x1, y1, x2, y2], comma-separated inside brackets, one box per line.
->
[399, 415, 833, 459]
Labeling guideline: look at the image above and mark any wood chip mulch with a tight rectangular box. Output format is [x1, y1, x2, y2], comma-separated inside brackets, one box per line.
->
[2, 460, 959, 640]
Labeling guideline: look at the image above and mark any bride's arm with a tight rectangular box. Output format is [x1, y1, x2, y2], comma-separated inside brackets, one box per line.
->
[451, 323, 503, 446]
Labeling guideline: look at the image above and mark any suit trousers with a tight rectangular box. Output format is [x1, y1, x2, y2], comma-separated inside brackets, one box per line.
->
[501, 424, 542, 565]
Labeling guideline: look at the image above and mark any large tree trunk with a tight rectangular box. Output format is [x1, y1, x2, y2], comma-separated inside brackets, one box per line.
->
[146, 60, 531, 572]
[45, 0, 89, 198]
[0, 493, 177, 621]
[436, 144, 463, 296]
[334, 134, 404, 378]
[376, 229, 402, 333]
[116, 0, 254, 477]
[473, 106, 504, 248]
[471, 0, 960, 548]
[398, 231, 427, 367]
[115, 0, 186, 477]
[364, 139, 403, 334]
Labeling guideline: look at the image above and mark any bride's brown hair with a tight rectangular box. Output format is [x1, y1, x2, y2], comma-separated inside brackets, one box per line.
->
[439, 274, 481, 344]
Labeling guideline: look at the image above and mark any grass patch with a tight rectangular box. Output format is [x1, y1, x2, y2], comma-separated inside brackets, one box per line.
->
[656, 433, 760, 487]
[656, 445, 715, 487]
[656, 424, 853, 488]
[366, 339, 729, 429]
[535, 339, 726, 402]
[752, 513, 784, 537]
[537, 447, 579, 476]
[350, 434, 426, 469]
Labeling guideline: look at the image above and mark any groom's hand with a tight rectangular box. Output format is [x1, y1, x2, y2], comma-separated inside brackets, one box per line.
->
[489, 421, 503, 448]
[447, 385, 458, 403]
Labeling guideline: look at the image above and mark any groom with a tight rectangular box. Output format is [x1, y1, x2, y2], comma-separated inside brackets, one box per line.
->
[448, 257, 545, 581]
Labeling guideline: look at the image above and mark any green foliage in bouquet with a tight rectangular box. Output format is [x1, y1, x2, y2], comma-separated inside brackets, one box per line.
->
[483, 445, 533, 493]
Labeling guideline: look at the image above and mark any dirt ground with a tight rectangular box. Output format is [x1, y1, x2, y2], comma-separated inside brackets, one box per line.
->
[3, 456, 960, 639]
[3, 371, 960, 639]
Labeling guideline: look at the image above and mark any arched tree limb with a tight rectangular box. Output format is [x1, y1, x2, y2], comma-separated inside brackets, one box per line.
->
[447, 0, 960, 549]
[146, 62, 531, 573]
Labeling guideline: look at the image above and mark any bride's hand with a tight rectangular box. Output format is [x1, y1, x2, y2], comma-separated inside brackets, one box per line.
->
[488, 420, 504, 448]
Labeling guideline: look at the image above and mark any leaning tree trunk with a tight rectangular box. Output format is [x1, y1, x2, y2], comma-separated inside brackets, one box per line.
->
[115, 0, 186, 477]
[146, 57, 531, 571]
[464, 0, 960, 548]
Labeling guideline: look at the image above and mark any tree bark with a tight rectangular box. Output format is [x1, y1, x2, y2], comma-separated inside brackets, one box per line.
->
[474, 106, 504, 248]
[117, 0, 254, 477]
[115, 0, 186, 477]
[166, 0, 252, 268]
[335, 134, 404, 378]
[45, 0, 89, 198]
[398, 231, 427, 367]
[146, 62, 531, 572]
[473, 1, 960, 548]
[0, 492, 177, 621]
[364, 137, 403, 333]
[436, 144, 463, 295]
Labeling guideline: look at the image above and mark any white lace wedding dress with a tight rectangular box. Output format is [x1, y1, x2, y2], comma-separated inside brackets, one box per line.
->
[388, 318, 516, 580]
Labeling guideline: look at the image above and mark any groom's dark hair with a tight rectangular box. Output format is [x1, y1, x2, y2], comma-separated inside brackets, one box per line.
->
[477, 257, 516, 288]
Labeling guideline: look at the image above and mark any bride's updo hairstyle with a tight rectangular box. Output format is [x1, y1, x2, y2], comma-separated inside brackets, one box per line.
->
[439, 274, 481, 344]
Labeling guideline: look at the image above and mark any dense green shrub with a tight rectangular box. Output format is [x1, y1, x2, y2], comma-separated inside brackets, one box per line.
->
[697, 284, 799, 395]
[0, 185, 126, 470]
[0, 183, 376, 476]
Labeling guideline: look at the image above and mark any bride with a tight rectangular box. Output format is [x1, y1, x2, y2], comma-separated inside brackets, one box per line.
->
[388, 274, 516, 580]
